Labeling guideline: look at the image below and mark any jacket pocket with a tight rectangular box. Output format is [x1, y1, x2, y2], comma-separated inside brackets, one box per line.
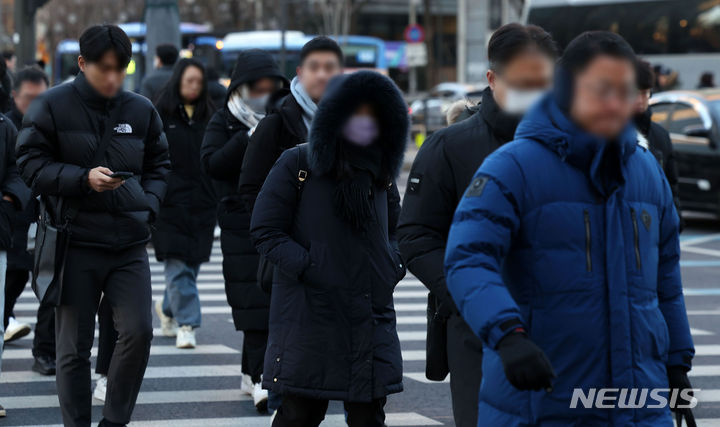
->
[630, 208, 642, 270]
[583, 209, 592, 273]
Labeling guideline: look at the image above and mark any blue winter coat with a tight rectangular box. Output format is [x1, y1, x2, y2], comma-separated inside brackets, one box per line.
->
[444, 95, 694, 426]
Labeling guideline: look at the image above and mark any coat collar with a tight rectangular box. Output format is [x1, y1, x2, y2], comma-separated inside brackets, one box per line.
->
[72, 72, 122, 111]
[515, 94, 638, 197]
[479, 87, 521, 143]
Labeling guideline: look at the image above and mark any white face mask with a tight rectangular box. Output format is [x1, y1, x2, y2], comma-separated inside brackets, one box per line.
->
[504, 88, 546, 115]
[245, 93, 270, 113]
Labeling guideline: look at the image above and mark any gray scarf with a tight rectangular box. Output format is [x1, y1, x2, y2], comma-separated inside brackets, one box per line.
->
[227, 88, 265, 130]
[290, 76, 317, 131]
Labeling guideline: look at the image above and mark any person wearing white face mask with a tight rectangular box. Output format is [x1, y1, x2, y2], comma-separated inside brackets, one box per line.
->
[200, 49, 288, 413]
[398, 23, 558, 427]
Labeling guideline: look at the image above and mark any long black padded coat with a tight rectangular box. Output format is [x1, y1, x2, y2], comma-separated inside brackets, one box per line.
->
[249, 71, 409, 402]
[200, 49, 288, 330]
[152, 105, 217, 264]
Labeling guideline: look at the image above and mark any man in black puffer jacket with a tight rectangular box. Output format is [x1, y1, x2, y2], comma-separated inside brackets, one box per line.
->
[397, 24, 557, 427]
[16, 25, 169, 427]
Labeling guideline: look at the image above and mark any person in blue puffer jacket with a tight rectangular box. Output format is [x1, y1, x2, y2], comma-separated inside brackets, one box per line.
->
[445, 31, 695, 426]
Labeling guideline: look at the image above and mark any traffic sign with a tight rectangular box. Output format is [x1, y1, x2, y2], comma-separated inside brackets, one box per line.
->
[404, 24, 425, 43]
[406, 42, 427, 67]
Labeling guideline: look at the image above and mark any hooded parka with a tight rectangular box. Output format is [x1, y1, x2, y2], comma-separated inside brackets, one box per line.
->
[200, 49, 288, 330]
[152, 105, 217, 264]
[445, 94, 694, 426]
[250, 71, 409, 402]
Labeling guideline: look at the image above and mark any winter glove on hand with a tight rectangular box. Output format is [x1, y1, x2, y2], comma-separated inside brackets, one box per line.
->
[496, 332, 556, 391]
[668, 365, 697, 427]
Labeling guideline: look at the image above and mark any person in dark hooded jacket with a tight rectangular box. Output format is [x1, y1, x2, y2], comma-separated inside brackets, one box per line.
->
[445, 31, 694, 427]
[151, 58, 217, 349]
[200, 49, 288, 412]
[397, 23, 557, 427]
[250, 71, 408, 427]
[238, 36, 344, 214]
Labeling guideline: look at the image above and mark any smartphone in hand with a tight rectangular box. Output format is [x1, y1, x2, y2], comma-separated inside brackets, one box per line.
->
[109, 171, 133, 180]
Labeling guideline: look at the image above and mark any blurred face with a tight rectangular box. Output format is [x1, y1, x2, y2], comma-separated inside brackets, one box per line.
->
[570, 55, 637, 140]
[343, 104, 379, 147]
[13, 80, 47, 115]
[296, 51, 342, 101]
[488, 50, 554, 114]
[180, 65, 204, 104]
[634, 88, 652, 114]
[78, 51, 127, 98]
[248, 77, 278, 98]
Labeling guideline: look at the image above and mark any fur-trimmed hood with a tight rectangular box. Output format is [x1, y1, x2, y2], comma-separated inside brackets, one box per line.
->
[307, 71, 409, 181]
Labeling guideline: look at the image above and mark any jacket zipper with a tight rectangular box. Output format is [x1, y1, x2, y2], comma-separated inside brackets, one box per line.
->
[631, 208, 642, 269]
[583, 209, 592, 272]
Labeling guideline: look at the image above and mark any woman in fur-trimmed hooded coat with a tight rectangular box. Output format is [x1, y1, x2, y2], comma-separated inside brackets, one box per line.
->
[250, 71, 409, 412]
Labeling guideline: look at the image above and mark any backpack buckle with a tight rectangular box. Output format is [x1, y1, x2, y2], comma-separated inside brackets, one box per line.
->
[298, 170, 308, 182]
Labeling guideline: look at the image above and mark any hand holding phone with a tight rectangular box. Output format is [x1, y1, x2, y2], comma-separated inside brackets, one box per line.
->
[109, 171, 134, 180]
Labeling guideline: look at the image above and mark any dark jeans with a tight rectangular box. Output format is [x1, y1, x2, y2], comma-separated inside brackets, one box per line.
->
[56, 245, 152, 427]
[447, 314, 484, 427]
[272, 395, 386, 427]
[242, 330, 267, 383]
[3, 268, 55, 359]
[95, 297, 118, 375]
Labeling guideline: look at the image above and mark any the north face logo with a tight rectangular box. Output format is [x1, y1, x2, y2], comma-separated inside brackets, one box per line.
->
[641, 210, 652, 231]
[114, 123, 132, 134]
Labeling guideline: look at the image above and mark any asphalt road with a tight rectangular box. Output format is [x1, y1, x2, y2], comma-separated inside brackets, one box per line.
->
[2, 173, 720, 426]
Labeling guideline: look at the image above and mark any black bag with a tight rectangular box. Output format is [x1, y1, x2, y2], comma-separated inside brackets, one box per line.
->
[425, 293, 450, 381]
[257, 144, 310, 294]
[31, 102, 122, 306]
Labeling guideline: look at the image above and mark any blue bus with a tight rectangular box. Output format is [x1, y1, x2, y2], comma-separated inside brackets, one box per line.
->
[53, 22, 222, 91]
[220, 31, 388, 79]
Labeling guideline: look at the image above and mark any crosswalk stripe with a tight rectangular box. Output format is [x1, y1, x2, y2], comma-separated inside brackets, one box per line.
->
[696, 345, 720, 356]
[1, 364, 244, 384]
[11, 303, 429, 314]
[404, 372, 449, 384]
[31, 412, 442, 427]
[1, 344, 238, 361]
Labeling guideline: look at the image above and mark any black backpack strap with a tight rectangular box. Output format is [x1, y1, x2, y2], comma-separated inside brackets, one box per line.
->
[296, 143, 310, 194]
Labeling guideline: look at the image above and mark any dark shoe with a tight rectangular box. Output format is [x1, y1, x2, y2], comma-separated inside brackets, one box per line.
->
[31, 355, 56, 375]
[0, 403, 6, 417]
[98, 419, 125, 426]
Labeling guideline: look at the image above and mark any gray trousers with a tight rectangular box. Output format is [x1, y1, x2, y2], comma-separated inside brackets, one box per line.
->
[447, 313, 484, 427]
[56, 245, 152, 427]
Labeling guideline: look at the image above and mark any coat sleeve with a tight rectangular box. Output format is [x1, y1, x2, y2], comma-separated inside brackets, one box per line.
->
[1, 119, 30, 210]
[141, 108, 171, 218]
[16, 97, 92, 197]
[444, 150, 526, 349]
[249, 148, 311, 279]
[655, 164, 694, 369]
[398, 134, 458, 311]
[200, 110, 250, 181]
[238, 113, 282, 214]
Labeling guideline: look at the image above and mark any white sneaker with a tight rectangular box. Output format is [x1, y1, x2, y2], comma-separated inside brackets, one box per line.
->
[240, 373, 254, 395]
[176, 326, 196, 349]
[155, 299, 178, 337]
[4, 317, 31, 343]
[252, 382, 268, 413]
[93, 375, 107, 402]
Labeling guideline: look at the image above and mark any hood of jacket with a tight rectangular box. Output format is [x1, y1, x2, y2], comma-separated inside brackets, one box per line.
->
[227, 49, 289, 104]
[515, 93, 638, 196]
[308, 71, 409, 181]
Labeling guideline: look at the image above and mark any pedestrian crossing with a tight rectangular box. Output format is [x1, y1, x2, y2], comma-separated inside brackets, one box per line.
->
[0, 237, 447, 426]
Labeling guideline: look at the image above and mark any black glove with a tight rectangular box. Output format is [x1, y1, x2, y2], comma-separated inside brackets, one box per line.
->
[668, 365, 696, 427]
[496, 332, 556, 391]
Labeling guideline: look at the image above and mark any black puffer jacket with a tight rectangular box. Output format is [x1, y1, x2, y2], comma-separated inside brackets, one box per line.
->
[398, 87, 519, 314]
[152, 106, 216, 264]
[200, 49, 288, 330]
[238, 87, 307, 214]
[16, 72, 170, 249]
[0, 114, 31, 251]
[250, 71, 408, 402]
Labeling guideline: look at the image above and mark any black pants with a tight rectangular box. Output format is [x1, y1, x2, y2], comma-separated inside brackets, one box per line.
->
[447, 314, 484, 427]
[241, 330, 267, 383]
[56, 245, 152, 427]
[3, 268, 56, 358]
[272, 395, 386, 427]
[95, 297, 118, 375]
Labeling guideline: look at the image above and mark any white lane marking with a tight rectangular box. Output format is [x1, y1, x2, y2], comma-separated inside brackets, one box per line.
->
[1, 344, 238, 361]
